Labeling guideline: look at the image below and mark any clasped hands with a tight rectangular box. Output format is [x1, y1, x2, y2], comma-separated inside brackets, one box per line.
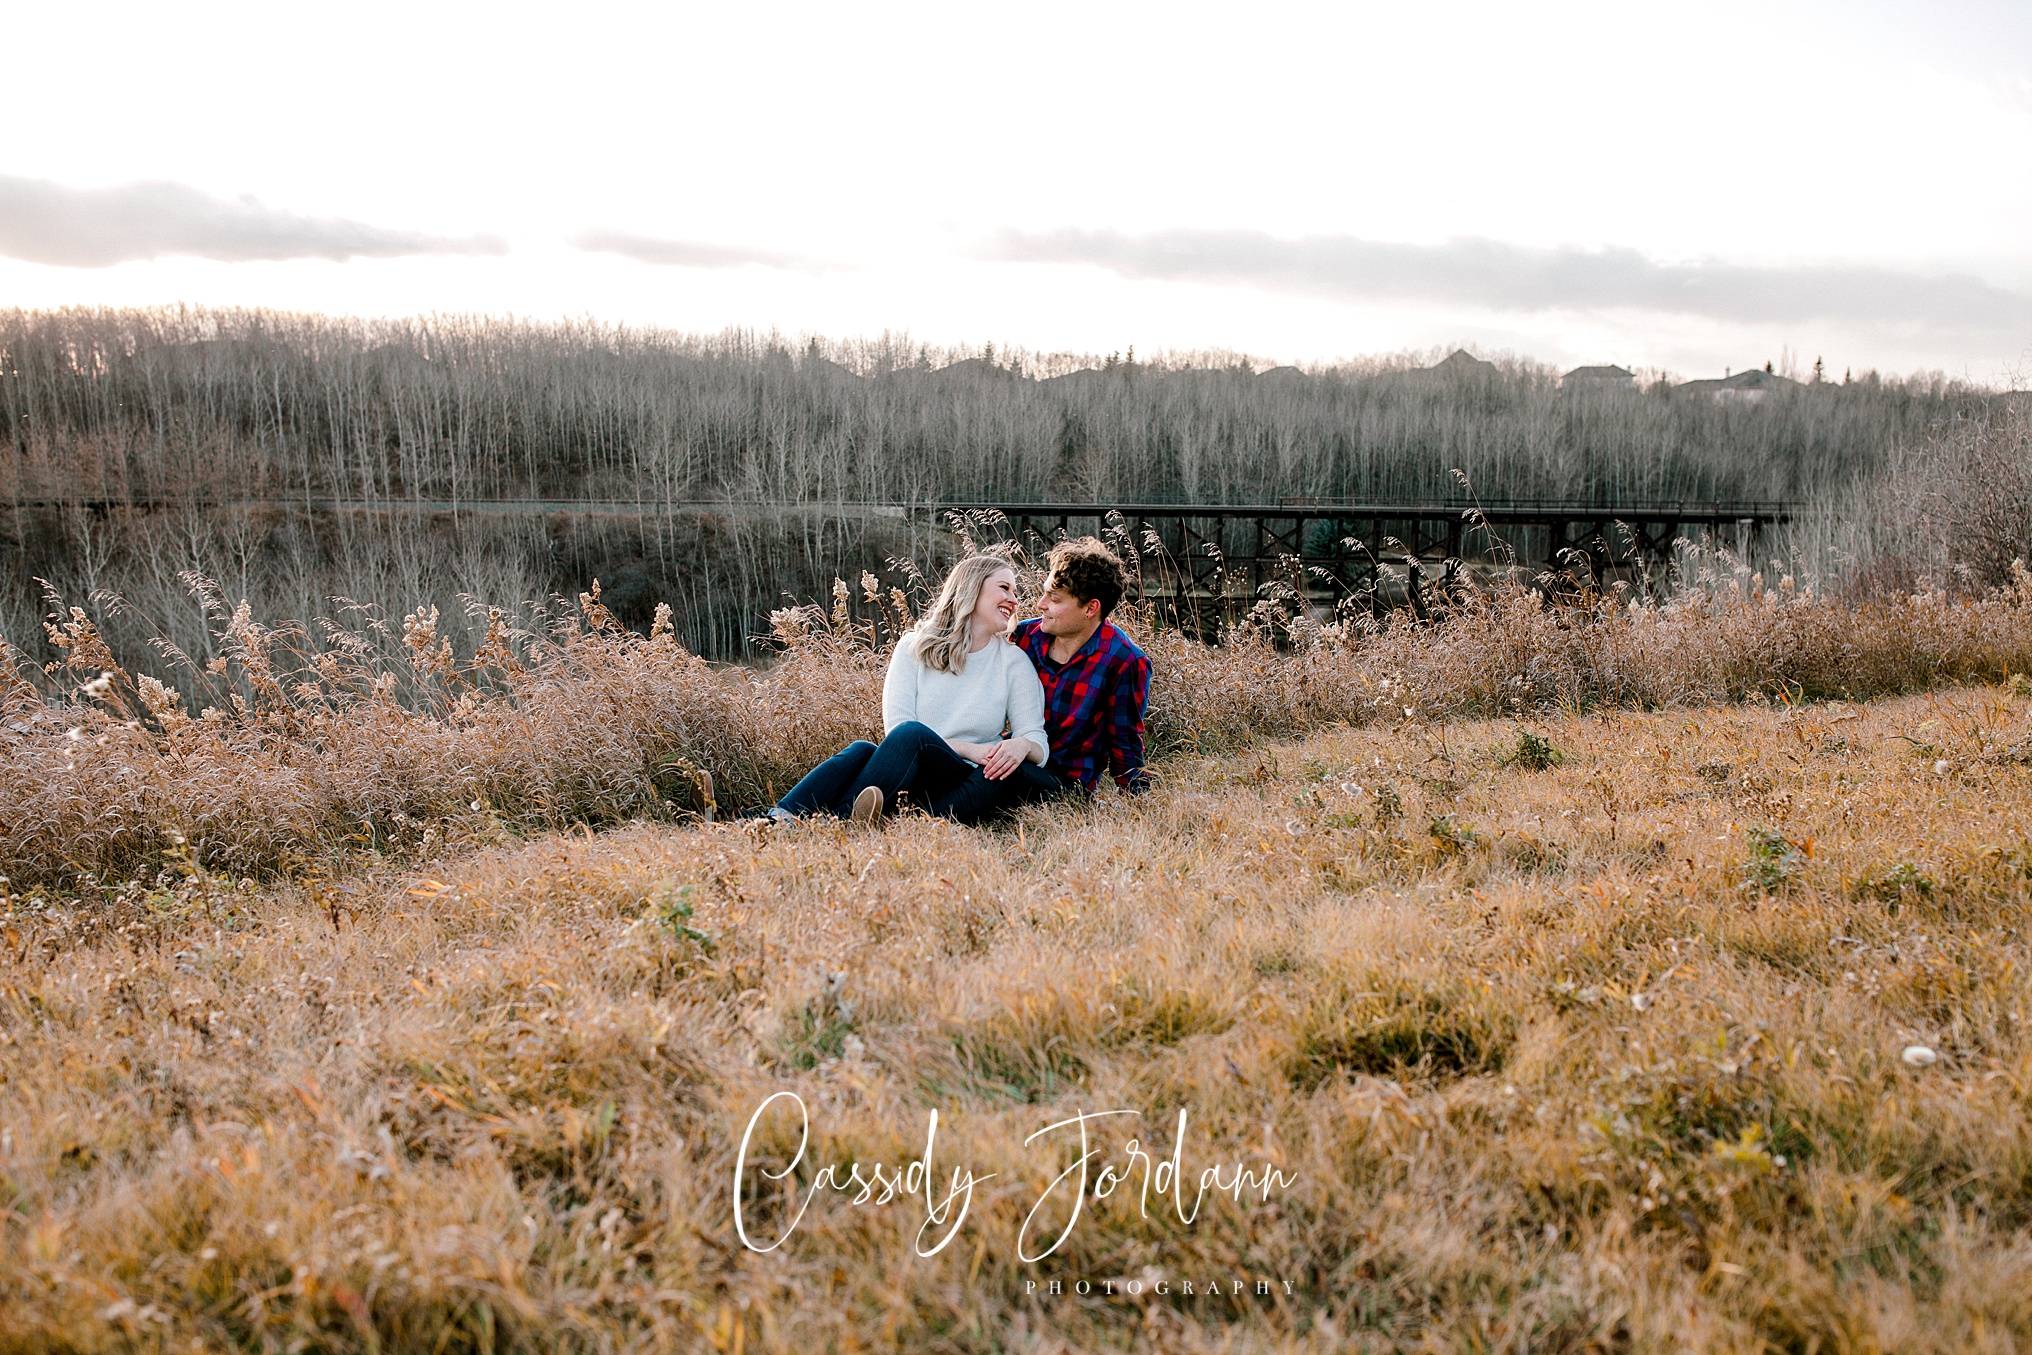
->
[951, 737, 1039, 781]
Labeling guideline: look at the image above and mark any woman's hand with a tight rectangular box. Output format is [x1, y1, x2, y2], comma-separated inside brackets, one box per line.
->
[978, 738, 1036, 781]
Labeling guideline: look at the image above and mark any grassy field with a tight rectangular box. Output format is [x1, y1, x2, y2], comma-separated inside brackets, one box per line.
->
[5, 683, 2032, 1352]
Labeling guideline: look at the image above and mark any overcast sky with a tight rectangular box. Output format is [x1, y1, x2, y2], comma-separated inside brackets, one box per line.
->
[3, 0, 2029, 382]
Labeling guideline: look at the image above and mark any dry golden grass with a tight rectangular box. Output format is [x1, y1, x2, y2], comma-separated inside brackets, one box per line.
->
[12, 564, 2032, 895]
[6, 685, 2032, 1352]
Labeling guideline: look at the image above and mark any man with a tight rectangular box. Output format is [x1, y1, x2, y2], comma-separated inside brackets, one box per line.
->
[1008, 537, 1151, 800]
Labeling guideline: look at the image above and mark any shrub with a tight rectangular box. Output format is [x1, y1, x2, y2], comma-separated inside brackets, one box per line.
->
[1744, 827, 1807, 895]
[1428, 814, 1484, 855]
[1501, 727, 1564, 771]
[652, 884, 715, 953]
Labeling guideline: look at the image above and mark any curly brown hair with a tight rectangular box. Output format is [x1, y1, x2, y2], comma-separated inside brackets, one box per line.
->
[1044, 537, 1131, 619]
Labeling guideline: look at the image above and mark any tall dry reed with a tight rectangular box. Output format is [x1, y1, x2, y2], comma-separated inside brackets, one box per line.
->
[10, 557, 2032, 895]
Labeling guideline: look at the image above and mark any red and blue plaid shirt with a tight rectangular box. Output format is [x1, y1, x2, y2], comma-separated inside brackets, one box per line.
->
[1011, 618, 1150, 793]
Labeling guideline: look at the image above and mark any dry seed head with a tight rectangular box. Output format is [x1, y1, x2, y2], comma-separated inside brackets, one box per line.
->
[402, 606, 440, 653]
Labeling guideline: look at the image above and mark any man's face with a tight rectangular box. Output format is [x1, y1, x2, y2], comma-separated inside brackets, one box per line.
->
[1036, 578, 1101, 636]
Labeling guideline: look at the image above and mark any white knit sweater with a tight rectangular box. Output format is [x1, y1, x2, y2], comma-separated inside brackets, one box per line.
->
[882, 632, 1049, 765]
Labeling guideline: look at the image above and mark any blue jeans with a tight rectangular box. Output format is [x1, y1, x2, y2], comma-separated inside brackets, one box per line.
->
[774, 740, 878, 819]
[1002, 760, 1077, 808]
[775, 722, 1051, 825]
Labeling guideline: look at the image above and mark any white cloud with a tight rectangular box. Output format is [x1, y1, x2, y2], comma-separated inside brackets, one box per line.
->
[985, 228, 2032, 337]
[568, 230, 849, 275]
[1, 1, 2028, 379]
[0, 175, 507, 267]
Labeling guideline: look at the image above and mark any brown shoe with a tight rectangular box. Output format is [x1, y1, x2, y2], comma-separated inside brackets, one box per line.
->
[850, 785, 883, 826]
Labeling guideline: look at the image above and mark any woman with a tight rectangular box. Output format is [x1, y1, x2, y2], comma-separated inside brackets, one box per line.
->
[770, 555, 1048, 825]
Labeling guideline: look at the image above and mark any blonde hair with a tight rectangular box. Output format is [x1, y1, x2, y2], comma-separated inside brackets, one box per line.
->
[911, 555, 1016, 675]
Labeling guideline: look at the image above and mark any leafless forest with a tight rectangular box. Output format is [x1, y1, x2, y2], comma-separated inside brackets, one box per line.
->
[0, 306, 2007, 665]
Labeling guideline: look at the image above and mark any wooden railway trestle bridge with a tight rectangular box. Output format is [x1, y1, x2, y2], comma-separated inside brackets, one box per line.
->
[929, 499, 1798, 613]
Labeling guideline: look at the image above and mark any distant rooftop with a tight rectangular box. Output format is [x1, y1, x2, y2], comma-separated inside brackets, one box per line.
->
[1564, 364, 1633, 380]
[1719, 368, 1797, 390]
[1411, 349, 1498, 378]
[1674, 366, 1803, 400]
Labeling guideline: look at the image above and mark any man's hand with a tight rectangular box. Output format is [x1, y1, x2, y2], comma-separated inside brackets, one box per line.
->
[978, 738, 1031, 781]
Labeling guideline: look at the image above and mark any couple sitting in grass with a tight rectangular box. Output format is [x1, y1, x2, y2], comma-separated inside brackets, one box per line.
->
[767, 538, 1150, 825]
